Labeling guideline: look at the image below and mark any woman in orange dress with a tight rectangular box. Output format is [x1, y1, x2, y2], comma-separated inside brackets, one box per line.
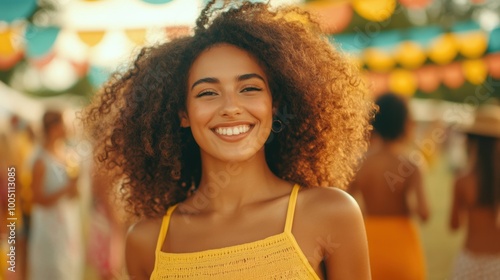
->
[350, 93, 430, 280]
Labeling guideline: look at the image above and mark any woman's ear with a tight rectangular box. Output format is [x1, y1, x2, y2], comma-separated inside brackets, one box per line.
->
[179, 111, 190, 127]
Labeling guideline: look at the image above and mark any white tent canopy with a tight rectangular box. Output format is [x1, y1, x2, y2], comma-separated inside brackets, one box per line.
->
[0, 81, 44, 123]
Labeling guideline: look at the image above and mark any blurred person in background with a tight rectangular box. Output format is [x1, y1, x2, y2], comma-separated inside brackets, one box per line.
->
[449, 103, 500, 279]
[350, 93, 430, 280]
[8, 115, 37, 280]
[28, 110, 83, 280]
[0, 114, 36, 280]
[86, 171, 126, 280]
[1, 132, 12, 279]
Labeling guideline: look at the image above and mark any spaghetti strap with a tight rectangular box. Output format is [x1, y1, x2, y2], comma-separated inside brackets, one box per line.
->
[151, 186, 320, 279]
[155, 204, 178, 254]
[284, 184, 300, 233]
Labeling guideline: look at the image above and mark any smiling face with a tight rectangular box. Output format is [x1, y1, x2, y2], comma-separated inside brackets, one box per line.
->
[181, 43, 273, 164]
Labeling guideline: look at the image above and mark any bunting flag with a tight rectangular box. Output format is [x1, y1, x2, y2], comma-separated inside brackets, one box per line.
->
[0, 29, 15, 57]
[452, 21, 487, 59]
[462, 59, 487, 85]
[305, 1, 353, 34]
[362, 53, 500, 97]
[441, 62, 464, 89]
[76, 31, 106, 47]
[142, 0, 174, 4]
[364, 48, 395, 72]
[30, 52, 56, 69]
[399, 0, 432, 9]
[395, 42, 426, 69]
[1, 0, 500, 95]
[0, 51, 23, 70]
[125, 29, 147, 45]
[415, 66, 440, 93]
[0, 0, 37, 23]
[88, 65, 113, 88]
[25, 26, 60, 58]
[165, 26, 191, 40]
[364, 72, 389, 96]
[389, 69, 417, 96]
[352, 0, 396, 22]
[488, 27, 500, 53]
[0, 27, 24, 70]
[485, 53, 500, 79]
[363, 30, 401, 72]
[428, 34, 459, 65]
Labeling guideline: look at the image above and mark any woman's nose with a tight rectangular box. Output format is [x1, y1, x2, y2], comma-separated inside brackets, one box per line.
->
[219, 93, 242, 117]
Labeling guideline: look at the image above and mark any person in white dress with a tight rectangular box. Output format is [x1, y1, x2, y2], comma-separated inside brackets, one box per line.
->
[28, 110, 82, 280]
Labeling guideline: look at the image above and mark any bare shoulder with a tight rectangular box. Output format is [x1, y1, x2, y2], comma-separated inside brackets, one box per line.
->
[296, 187, 370, 279]
[126, 218, 162, 279]
[127, 218, 163, 243]
[297, 187, 364, 236]
[298, 187, 363, 229]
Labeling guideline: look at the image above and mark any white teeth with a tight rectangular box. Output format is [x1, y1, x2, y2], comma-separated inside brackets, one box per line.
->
[215, 125, 250, 136]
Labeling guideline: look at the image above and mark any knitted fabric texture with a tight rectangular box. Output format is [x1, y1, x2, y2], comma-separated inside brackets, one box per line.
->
[150, 184, 320, 279]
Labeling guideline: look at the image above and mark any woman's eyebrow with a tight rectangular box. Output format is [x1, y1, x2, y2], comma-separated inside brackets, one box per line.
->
[191, 77, 219, 90]
[191, 73, 265, 90]
[237, 73, 265, 83]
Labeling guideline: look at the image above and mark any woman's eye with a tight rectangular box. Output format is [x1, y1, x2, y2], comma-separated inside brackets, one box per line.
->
[241, 87, 262, 92]
[196, 91, 217, 98]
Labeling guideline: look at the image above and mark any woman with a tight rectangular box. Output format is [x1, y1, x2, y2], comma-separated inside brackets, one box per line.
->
[29, 111, 82, 280]
[83, 1, 373, 279]
[449, 104, 500, 279]
[349, 93, 429, 280]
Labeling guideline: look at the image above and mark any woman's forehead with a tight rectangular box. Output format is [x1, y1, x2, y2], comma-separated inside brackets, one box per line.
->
[188, 44, 267, 82]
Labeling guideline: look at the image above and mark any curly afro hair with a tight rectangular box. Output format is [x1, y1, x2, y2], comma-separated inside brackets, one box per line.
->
[82, 0, 374, 218]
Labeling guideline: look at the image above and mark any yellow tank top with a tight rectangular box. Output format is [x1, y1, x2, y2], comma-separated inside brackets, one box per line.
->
[150, 184, 321, 279]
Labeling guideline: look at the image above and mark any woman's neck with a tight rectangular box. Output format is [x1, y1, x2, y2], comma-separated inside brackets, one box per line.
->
[43, 137, 65, 158]
[186, 150, 288, 213]
[44, 137, 57, 152]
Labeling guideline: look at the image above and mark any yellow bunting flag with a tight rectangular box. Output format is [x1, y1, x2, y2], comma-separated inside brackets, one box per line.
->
[457, 31, 487, 59]
[76, 31, 106, 47]
[395, 41, 426, 69]
[125, 29, 147, 45]
[0, 28, 19, 56]
[389, 69, 417, 96]
[428, 34, 458, 65]
[352, 0, 396, 22]
[364, 48, 395, 72]
[462, 59, 487, 85]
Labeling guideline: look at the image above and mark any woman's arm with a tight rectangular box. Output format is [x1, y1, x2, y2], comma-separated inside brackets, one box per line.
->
[449, 178, 463, 231]
[31, 159, 77, 206]
[409, 166, 430, 222]
[302, 188, 371, 279]
[126, 219, 161, 280]
[323, 190, 371, 279]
